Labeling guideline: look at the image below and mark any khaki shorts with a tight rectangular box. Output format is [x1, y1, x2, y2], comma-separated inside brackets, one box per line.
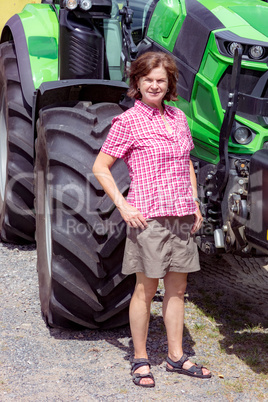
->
[122, 215, 200, 278]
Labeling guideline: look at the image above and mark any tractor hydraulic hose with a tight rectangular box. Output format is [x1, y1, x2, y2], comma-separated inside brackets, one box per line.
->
[219, 47, 242, 167]
[51, 3, 60, 21]
[215, 48, 243, 199]
[120, 5, 138, 62]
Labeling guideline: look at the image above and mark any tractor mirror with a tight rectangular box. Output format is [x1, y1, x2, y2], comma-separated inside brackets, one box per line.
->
[28, 36, 58, 60]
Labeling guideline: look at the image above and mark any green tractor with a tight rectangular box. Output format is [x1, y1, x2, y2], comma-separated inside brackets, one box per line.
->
[0, 0, 267, 329]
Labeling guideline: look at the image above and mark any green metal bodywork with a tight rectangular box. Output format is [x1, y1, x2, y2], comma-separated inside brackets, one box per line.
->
[147, 0, 185, 51]
[148, 0, 268, 163]
[17, 3, 123, 85]
[16, 0, 268, 164]
[18, 4, 59, 88]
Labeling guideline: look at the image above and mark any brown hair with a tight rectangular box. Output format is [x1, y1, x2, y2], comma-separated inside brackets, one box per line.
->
[127, 51, 179, 102]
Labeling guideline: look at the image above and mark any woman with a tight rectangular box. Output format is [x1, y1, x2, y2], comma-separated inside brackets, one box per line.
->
[92, 51, 211, 387]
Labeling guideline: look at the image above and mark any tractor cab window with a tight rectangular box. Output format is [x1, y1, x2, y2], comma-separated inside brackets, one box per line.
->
[105, 0, 158, 80]
[114, 0, 158, 45]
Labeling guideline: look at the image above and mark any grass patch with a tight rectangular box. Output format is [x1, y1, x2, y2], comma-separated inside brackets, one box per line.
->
[243, 348, 260, 367]
[194, 322, 206, 331]
[223, 379, 244, 394]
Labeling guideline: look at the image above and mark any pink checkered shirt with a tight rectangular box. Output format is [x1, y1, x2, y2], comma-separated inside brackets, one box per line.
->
[101, 100, 197, 219]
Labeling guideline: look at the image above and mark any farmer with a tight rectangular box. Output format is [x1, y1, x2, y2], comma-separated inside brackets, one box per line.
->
[93, 51, 211, 387]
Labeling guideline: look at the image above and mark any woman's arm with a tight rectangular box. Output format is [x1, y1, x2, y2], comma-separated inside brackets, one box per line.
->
[92, 151, 147, 229]
[189, 160, 203, 234]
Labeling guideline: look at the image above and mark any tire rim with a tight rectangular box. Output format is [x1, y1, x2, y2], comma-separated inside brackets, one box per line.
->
[45, 182, 52, 277]
[0, 88, 7, 203]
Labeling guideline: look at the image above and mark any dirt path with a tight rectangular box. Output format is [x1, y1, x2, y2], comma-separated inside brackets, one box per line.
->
[0, 242, 267, 401]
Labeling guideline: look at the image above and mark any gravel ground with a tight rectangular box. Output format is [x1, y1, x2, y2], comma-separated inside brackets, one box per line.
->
[0, 242, 268, 401]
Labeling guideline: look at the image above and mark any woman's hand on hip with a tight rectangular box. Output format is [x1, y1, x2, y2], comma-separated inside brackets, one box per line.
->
[118, 201, 148, 229]
[191, 206, 203, 234]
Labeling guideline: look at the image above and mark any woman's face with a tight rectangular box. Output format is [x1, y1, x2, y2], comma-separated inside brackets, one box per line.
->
[137, 65, 168, 110]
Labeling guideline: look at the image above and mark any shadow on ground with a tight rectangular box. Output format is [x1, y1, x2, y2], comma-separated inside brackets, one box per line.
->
[10, 242, 267, 376]
[47, 251, 268, 375]
[186, 252, 268, 375]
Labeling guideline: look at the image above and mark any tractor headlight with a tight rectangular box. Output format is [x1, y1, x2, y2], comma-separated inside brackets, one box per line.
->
[249, 45, 264, 60]
[64, 0, 78, 10]
[228, 42, 243, 56]
[233, 127, 252, 145]
[79, 0, 92, 10]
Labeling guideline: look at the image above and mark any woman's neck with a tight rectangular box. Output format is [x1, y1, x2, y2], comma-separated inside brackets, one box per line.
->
[141, 99, 165, 114]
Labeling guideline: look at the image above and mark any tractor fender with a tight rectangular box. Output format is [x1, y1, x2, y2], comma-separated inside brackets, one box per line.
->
[1, 4, 59, 108]
[33, 79, 130, 138]
[1, 14, 35, 108]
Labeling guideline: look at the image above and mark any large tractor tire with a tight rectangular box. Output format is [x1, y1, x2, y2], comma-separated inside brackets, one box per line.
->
[193, 252, 268, 318]
[35, 102, 135, 329]
[0, 41, 35, 243]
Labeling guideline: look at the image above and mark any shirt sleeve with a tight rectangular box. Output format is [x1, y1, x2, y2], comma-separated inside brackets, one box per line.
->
[101, 115, 134, 158]
[175, 108, 194, 151]
[183, 114, 195, 151]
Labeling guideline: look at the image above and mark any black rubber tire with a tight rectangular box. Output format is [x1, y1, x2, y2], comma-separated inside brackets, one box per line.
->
[0, 41, 35, 243]
[195, 252, 268, 317]
[35, 102, 135, 329]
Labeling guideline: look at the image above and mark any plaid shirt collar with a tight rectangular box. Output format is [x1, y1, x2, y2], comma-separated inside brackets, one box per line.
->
[135, 99, 176, 120]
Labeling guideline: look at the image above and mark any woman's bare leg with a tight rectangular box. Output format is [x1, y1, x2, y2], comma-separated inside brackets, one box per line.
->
[129, 272, 158, 385]
[163, 272, 210, 376]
